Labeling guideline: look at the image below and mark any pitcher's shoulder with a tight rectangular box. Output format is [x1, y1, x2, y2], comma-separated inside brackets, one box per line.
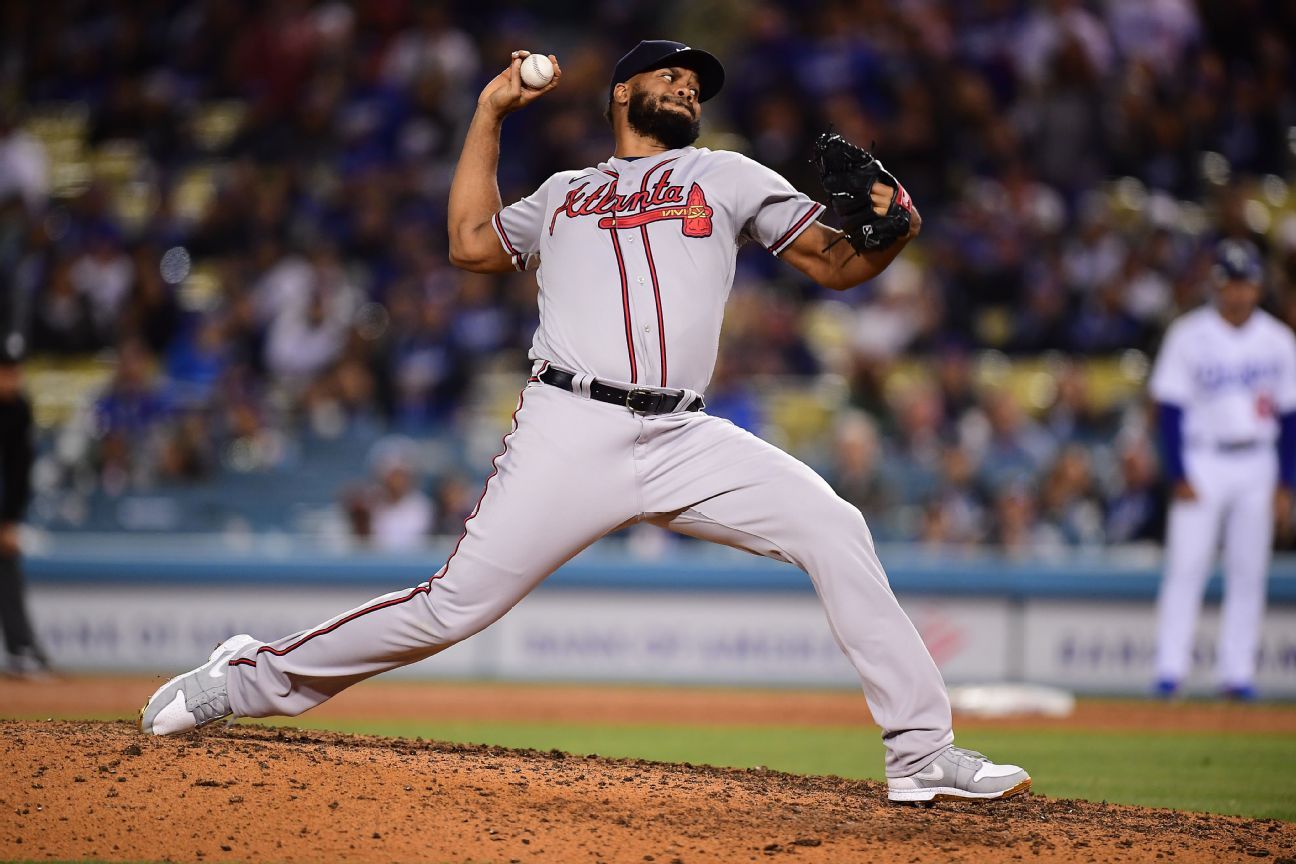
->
[693, 147, 752, 165]
[689, 148, 780, 180]
[551, 168, 592, 185]
[1165, 305, 1213, 334]
[1254, 309, 1296, 342]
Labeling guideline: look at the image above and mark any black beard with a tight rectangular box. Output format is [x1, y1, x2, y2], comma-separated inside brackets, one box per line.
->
[626, 88, 700, 150]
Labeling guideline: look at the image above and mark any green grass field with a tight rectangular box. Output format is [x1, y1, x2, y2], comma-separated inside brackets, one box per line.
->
[264, 716, 1296, 822]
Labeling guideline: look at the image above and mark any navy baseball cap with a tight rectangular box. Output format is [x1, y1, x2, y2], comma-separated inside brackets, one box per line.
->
[610, 40, 725, 102]
[1214, 238, 1264, 283]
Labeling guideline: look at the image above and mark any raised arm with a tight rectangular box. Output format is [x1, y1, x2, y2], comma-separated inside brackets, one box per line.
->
[779, 190, 922, 291]
[447, 51, 561, 273]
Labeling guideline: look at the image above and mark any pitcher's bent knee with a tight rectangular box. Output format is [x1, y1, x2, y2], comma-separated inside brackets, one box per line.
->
[812, 497, 874, 543]
[422, 599, 509, 645]
[781, 496, 877, 560]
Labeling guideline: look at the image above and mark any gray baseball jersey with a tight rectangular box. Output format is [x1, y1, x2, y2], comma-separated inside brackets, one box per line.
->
[222, 145, 955, 778]
[492, 147, 824, 393]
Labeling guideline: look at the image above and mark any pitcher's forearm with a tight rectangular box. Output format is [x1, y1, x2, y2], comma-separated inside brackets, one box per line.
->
[783, 222, 915, 291]
[830, 233, 910, 288]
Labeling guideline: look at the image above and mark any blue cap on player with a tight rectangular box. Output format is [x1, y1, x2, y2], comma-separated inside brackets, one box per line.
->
[1214, 238, 1264, 284]
[610, 40, 725, 103]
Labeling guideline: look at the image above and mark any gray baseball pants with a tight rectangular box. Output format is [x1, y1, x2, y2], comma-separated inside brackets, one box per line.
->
[225, 381, 954, 776]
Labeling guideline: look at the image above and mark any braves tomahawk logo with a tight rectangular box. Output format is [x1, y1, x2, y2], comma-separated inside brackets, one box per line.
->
[549, 173, 713, 238]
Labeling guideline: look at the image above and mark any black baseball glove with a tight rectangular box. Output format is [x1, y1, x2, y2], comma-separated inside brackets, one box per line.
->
[812, 132, 912, 254]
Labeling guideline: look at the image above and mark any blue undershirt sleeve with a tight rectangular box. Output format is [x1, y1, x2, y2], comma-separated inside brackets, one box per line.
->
[1279, 411, 1296, 488]
[1157, 402, 1186, 484]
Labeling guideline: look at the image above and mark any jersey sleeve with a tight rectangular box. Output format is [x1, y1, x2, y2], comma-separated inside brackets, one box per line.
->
[492, 173, 566, 272]
[1148, 322, 1192, 406]
[727, 155, 826, 256]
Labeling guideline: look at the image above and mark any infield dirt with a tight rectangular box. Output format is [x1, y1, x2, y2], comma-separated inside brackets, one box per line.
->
[3, 718, 1295, 864]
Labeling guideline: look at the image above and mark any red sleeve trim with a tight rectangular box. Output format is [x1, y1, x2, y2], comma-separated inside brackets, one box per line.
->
[769, 202, 826, 255]
[493, 212, 525, 271]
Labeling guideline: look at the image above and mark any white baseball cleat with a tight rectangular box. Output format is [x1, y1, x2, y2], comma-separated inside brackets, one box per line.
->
[887, 746, 1031, 802]
[138, 634, 257, 736]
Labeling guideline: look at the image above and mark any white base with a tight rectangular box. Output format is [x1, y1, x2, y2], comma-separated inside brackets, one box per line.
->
[948, 683, 1075, 718]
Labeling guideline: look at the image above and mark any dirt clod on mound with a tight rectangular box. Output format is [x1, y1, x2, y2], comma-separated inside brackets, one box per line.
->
[2, 720, 1293, 864]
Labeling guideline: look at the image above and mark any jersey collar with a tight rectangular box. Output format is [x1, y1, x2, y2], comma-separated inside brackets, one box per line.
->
[1212, 306, 1261, 333]
[600, 146, 694, 174]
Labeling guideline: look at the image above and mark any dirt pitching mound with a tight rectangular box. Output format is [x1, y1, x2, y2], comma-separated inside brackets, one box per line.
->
[3, 721, 1294, 864]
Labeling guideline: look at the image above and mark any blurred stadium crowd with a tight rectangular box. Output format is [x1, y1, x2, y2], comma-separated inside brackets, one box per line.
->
[1, 0, 1295, 553]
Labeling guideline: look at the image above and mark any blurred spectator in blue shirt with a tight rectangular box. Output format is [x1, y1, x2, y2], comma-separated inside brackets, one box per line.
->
[830, 410, 896, 540]
[883, 381, 946, 511]
[385, 288, 467, 431]
[94, 340, 172, 494]
[975, 389, 1056, 495]
[920, 446, 990, 549]
[1044, 361, 1119, 445]
[1104, 436, 1166, 544]
[1038, 444, 1105, 547]
[703, 348, 762, 434]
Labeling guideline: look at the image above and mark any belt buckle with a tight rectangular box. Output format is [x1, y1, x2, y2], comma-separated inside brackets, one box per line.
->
[624, 388, 658, 413]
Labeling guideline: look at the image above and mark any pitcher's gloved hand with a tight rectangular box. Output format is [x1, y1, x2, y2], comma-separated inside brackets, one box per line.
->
[812, 132, 913, 254]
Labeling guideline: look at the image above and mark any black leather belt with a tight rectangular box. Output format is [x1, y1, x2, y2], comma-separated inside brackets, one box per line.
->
[536, 365, 703, 414]
[1216, 439, 1261, 453]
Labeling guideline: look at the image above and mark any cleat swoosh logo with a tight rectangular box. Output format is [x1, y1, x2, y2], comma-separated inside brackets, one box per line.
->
[973, 762, 1023, 782]
[914, 762, 944, 781]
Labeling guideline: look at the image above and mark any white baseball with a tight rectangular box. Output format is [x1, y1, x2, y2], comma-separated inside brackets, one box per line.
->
[519, 53, 555, 89]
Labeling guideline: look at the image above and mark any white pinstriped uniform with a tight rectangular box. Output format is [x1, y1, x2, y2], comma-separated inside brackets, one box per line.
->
[224, 145, 956, 778]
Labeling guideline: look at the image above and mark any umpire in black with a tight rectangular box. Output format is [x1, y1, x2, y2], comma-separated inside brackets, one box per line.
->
[0, 338, 49, 677]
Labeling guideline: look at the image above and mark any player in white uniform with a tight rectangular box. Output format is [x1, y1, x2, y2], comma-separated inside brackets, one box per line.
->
[1149, 239, 1296, 699]
[140, 40, 1030, 802]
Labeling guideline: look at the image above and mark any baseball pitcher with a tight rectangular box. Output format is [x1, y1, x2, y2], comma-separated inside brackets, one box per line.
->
[141, 40, 1030, 803]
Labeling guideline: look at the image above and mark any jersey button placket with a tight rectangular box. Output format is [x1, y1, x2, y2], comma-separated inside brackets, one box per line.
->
[619, 167, 663, 386]
[608, 188, 641, 384]
[618, 170, 653, 380]
[632, 279, 655, 359]
[629, 261, 658, 377]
